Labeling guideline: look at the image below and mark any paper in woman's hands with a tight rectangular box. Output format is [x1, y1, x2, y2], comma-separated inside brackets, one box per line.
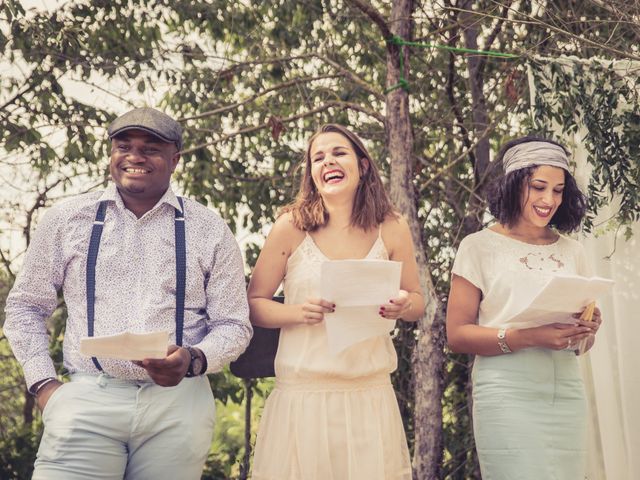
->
[80, 331, 169, 361]
[508, 274, 613, 328]
[321, 260, 401, 354]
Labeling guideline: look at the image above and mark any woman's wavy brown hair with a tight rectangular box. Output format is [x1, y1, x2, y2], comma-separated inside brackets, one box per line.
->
[282, 124, 397, 231]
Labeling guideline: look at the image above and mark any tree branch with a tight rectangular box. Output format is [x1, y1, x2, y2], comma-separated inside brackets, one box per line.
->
[444, 6, 475, 166]
[180, 74, 341, 122]
[447, 4, 640, 61]
[477, 1, 513, 78]
[181, 100, 385, 155]
[23, 178, 63, 247]
[315, 54, 385, 100]
[0, 248, 14, 279]
[344, 0, 392, 40]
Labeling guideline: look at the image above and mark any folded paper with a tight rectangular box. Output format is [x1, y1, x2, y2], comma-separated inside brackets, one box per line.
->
[80, 330, 169, 361]
[507, 274, 613, 329]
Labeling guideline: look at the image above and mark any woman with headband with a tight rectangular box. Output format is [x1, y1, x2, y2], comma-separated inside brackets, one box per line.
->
[446, 136, 603, 479]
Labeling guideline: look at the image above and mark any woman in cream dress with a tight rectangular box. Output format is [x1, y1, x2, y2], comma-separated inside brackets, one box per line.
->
[248, 124, 424, 480]
[446, 137, 604, 479]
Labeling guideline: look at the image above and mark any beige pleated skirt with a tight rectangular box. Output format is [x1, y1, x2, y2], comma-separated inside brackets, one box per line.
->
[251, 374, 412, 480]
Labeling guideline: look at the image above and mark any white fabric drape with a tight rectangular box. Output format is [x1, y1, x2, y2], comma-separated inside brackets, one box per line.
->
[572, 135, 638, 480]
[530, 59, 639, 479]
[580, 220, 639, 480]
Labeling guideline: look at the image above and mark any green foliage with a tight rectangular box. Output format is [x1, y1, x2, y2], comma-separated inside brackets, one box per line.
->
[204, 398, 246, 479]
[0, 421, 42, 480]
[0, 286, 69, 478]
[0, 270, 12, 328]
[204, 377, 274, 479]
[441, 355, 478, 480]
[209, 366, 246, 405]
[0, 334, 39, 480]
[530, 59, 640, 232]
[391, 322, 416, 450]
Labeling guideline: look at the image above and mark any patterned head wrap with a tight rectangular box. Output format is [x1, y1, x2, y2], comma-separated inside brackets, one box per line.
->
[503, 141, 570, 174]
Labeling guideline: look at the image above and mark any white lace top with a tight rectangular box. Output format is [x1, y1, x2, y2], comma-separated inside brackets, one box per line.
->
[451, 228, 592, 329]
[274, 233, 398, 380]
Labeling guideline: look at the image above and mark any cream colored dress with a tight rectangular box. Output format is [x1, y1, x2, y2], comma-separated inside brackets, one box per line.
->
[251, 233, 412, 480]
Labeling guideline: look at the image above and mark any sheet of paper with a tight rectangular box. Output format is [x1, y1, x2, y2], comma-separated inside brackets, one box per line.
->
[508, 274, 614, 328]
[80, 331, 169, 361]
[321, 260, 401, 354]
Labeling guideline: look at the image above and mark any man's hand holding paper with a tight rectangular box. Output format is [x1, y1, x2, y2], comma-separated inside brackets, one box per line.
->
[80, 330, 170, 361]
[136, 344, 191, 387]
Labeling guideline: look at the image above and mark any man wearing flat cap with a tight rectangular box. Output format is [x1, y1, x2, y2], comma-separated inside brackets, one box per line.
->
[4, 107, 252, 479]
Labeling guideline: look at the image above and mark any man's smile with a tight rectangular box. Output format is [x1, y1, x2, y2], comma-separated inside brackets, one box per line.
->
[123, 167, 150, 174]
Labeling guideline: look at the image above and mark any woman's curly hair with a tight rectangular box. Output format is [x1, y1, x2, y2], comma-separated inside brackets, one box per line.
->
[487, 136, 587, 233]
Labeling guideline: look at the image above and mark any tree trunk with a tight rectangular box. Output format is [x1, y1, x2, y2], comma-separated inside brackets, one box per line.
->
[460, 0, 492, 236]
[385, 1, 445, 478]
[456, 4, 498, 477]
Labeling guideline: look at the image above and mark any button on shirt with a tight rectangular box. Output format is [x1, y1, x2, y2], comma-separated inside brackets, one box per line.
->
[4, 184, 252, 389]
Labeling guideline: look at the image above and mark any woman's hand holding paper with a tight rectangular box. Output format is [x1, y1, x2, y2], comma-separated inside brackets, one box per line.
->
[514, 322, 592, 351]
[300, 297, 335, 325]
[379, 290, 412, 320]
[572, 304, 602, 353]
[572, 305, 602, 331]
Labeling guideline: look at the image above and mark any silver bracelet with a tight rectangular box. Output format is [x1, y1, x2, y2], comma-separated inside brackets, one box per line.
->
[31, 377, 57, 396]
[497, 328, 512, 354]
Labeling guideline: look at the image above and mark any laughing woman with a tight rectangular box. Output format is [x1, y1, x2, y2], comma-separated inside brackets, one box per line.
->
[248, 124, 424, 480]
[446, 137, 603, 479]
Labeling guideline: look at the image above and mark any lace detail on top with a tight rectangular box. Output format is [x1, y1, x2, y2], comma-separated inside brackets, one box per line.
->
[519, 252, 566, 271]
[302, 232, 388, 261]
[480, 229, 573, 275]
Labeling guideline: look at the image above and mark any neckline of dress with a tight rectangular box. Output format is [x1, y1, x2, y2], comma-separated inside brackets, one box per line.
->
[305, 232, 383, 261]
[485, 227, 561, 247]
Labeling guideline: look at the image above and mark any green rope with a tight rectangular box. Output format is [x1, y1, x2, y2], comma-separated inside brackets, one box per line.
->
[387, 35, 519, 59]
[384, 35, 519, 93]
[385, 48, 410, 93]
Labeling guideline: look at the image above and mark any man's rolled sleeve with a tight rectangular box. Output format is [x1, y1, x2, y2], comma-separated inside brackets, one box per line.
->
[4, 207, 65, 390]
[196, 224, 252, 373]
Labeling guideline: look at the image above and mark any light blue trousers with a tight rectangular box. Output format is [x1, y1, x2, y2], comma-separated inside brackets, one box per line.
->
[33, 373, 216, 480]
[472, 348, 587, 480]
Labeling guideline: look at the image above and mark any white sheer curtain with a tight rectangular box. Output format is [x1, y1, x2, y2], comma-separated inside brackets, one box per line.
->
[529, 59, 639, 479]
[580, 222, 639, 480]
[572, 136, 639, 480]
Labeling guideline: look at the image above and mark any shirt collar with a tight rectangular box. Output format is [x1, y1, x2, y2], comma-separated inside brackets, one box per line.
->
[98, 183, 183, 214]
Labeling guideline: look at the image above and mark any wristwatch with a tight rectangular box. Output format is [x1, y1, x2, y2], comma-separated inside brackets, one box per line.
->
[185, 346, 205, 377]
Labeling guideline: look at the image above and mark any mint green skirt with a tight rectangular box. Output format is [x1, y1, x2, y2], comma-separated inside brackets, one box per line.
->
[472, 348, 587, 480]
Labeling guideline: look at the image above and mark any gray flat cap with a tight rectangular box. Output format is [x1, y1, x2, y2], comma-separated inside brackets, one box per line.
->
[108, 107, 183, 150]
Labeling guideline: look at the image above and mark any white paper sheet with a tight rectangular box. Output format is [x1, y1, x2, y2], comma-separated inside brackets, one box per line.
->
[321, 260, 401, 354]
[508, 274, 614, 328]
[79, 331, 169, 361]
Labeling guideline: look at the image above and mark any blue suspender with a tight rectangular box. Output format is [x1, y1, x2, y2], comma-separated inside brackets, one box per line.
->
[86, 198, 186, 371]
[86, 202, 107, 371]
[174, 197, 185, 347]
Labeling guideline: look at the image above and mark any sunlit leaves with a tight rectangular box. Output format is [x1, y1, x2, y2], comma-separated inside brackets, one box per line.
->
[531, 60, 640, 232]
